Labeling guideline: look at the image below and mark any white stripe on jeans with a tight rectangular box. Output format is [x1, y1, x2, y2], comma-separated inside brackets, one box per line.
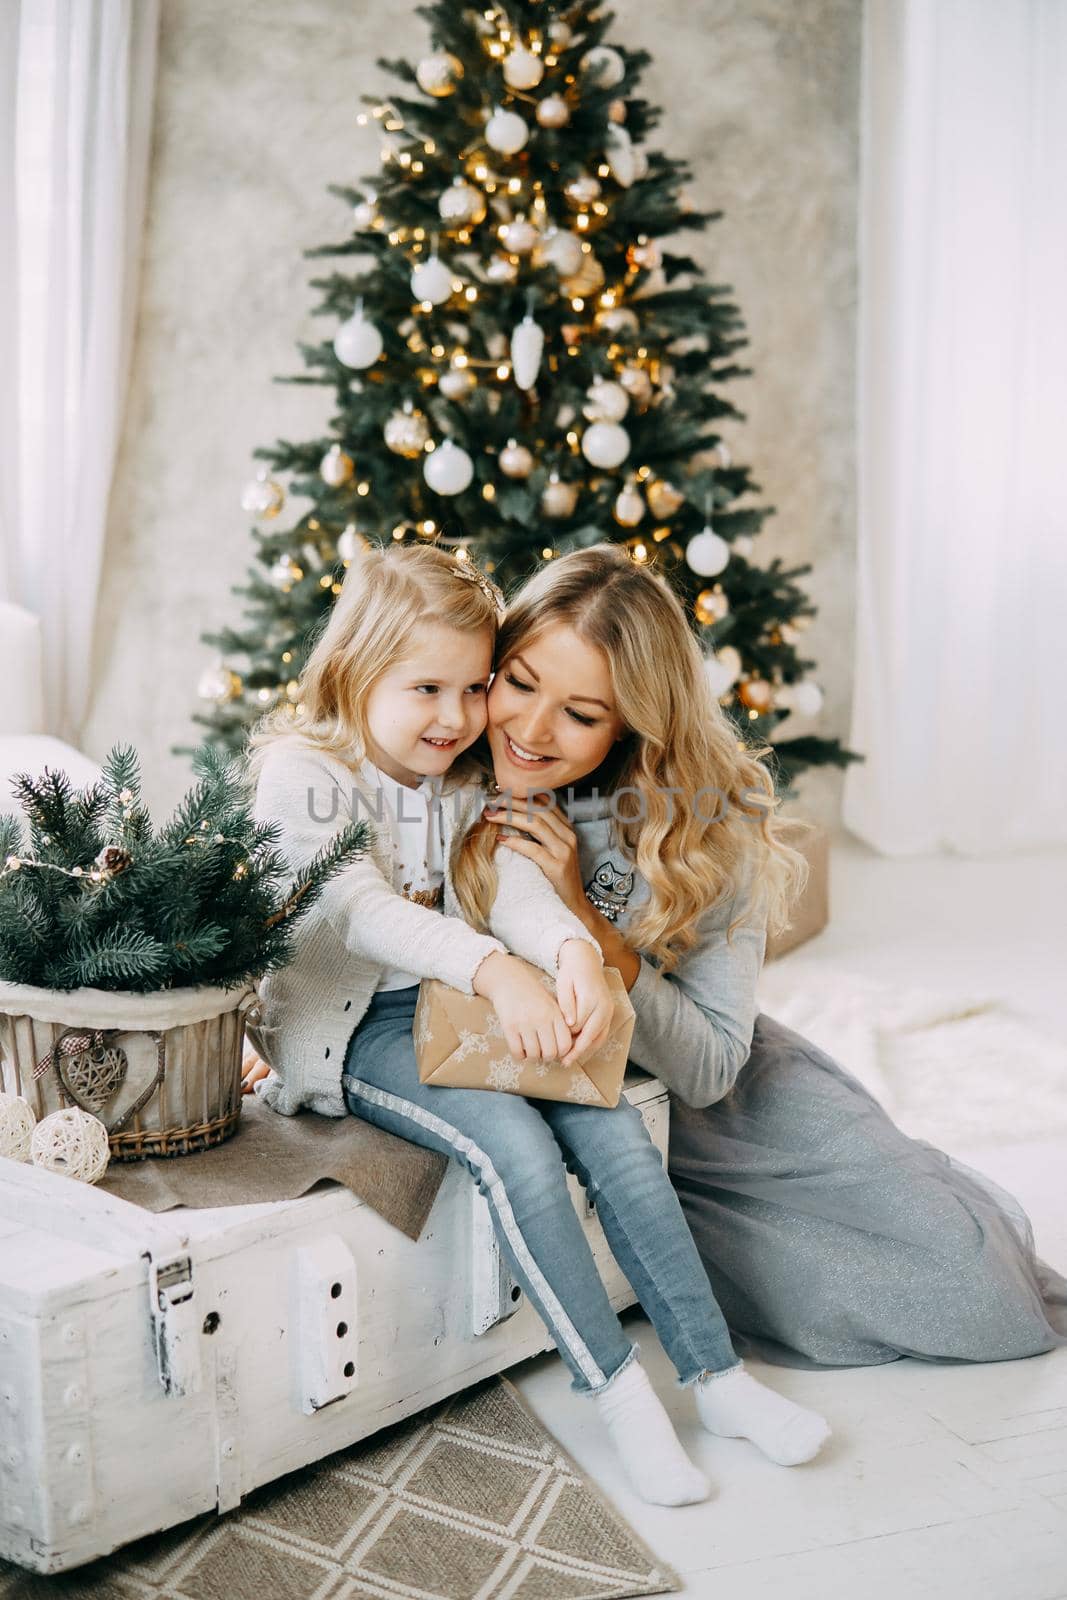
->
[345, 1076, 610, 1389]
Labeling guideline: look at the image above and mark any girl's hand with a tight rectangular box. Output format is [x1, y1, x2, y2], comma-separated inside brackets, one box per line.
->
[556, 939, 614, 1067]
[473, 951, 573, 1063]
[484, 796, 589, 923]
[241, 1047, 271, 1095]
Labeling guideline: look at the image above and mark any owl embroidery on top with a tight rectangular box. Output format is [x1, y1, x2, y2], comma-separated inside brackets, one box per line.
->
[584, 859, 635, 923]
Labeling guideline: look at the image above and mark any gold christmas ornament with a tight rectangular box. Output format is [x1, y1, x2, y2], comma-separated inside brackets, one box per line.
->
[739, 677, 773, 711]
[614, 480, 646, 527]
[608, 98, 628, 124]
[499, 439, 535, 479]
[626, 536, 651, 564]
[561, 324, 583, 348]
[647, 477, 685, 518]
[320, 444, 355, 486]
[565, 175, 602, 208]
[416, 51, 463, 96]
[541, 474, 579, 518]
[384, 405, 430, 457]
[562, 252, 606, 297]
[536, 94, 571, 129]
[240, 471, 284, 518]
[439, 179, 487, 226]
[695, 588, 730, 626]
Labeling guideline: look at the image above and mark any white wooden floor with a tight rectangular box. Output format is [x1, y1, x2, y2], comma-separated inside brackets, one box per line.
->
[512, 834, 1067, 1599]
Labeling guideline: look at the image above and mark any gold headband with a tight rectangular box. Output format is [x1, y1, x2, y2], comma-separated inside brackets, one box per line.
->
[452, 557, 506, 621]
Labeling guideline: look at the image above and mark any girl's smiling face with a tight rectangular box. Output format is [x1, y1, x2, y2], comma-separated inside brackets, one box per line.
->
[487, 624, 626, 797]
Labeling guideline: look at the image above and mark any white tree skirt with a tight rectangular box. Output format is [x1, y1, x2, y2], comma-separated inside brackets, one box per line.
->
[756, 961, 1067, 1149]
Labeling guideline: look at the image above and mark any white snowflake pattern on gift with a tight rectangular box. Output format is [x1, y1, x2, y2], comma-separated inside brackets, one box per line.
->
[484, 1012, 505, 1042]
[414, 1002, 434, 1053]
[488, 1056, 524, 1091]
[567, 1072, 600, 1104]
[453, 1027, 489, 1063]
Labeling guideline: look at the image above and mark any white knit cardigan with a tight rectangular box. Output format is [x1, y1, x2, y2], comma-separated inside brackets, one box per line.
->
[248, 739, 601, 1118]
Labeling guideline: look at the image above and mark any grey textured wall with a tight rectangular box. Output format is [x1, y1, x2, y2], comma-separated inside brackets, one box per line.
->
[83, 0, 862, 829]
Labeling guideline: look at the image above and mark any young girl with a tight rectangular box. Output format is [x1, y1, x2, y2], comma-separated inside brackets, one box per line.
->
[247, 541, 830, 1508]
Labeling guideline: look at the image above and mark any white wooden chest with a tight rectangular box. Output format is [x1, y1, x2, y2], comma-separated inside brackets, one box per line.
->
[0, 1070, 668, 1574]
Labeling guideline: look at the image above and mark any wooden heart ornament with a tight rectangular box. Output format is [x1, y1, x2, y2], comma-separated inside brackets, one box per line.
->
[53, 1027, 165, 1132]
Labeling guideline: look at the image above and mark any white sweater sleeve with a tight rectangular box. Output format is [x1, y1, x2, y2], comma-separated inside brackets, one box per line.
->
[255, 749, 506, 995]
[486, 848, 603, 975]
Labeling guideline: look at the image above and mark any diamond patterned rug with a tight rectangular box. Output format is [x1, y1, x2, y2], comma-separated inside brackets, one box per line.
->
[0, 1376, 681, 1599]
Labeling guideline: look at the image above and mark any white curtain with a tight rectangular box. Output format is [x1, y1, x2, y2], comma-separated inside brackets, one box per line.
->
[844, 0, 1067, 856]
[0, 0, 159, 742]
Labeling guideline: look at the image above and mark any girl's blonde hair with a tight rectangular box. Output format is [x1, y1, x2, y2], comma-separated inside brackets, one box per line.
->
[246, 543, 500, 783]
[453, 544, 811, 971]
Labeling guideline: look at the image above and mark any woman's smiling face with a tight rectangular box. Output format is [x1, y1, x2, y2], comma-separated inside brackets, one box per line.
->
[486, 624, 626, 797]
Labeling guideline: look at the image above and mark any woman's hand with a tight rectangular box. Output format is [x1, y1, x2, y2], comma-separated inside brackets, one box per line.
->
[473, 951, 573, 1063]
[241, 1047, 272, 1095]
[556, 938, 614, 1067]
[484, 796, 589, 923]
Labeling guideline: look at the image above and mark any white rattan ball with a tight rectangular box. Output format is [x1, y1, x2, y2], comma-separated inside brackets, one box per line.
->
[0, 1093, 37, 1162]
[30, 1107, 110, 1184]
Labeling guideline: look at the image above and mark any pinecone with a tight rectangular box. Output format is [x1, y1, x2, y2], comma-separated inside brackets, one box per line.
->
[95, 845, 133, 879]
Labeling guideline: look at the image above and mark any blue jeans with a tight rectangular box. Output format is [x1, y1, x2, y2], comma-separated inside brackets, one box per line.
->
[343, 984, 741, 1395]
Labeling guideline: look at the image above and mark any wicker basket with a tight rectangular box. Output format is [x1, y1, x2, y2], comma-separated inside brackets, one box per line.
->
[0, 980, 258, 1161]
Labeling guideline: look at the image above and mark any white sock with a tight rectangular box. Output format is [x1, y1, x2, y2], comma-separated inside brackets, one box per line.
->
[594, 1359, 712, 1506]
[694, 1362, 830, 1466]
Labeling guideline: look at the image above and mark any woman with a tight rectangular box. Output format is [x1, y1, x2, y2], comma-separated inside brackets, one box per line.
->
[463, 543, 1067, 1370]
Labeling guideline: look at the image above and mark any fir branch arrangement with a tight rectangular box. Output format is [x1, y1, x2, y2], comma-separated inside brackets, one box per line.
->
[0, 745, 368, 994]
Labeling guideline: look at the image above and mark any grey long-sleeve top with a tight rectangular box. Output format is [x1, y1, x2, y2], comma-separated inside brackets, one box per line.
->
[568, 794, 767, 1108]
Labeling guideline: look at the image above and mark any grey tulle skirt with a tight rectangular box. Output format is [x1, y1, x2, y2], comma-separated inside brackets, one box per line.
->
[667, 1012, 1067, 1370]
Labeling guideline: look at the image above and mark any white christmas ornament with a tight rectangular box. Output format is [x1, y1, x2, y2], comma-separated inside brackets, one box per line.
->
[198, 660, 239, 704]
[487, 256, 518, 284]
[268, 556, 298, 590]
[31, 1107, 110, 1184]
[733, 535, 754, 559]
[439, 362, 476, 399]
[510, 315, 544, 391]
[581, 46, 626, 87]
[619, 364, 653, 404]
[581, 422, 631, 469]
[240, 472, 284, 518]
[334, 305, 383, 369]
[503, 46, 544, 90]
[439, 180, 487, 225]
[782, 681, 824, 717]
[486, 106, 529, 155]
[0, 1093, 35, 1161]
[536, 94, 570, 129]
[352, 193, 378, 229]
[411, 255, 454, 305]
[583, 379, 629, 423]
[596, 307, 639, 336]
[423, 439, 474, 495]
[606, 126, 636, 187]
[384, 405, 430, 457]
[537, 228, 583, 276]
[686, 524, 730, 577]
[704, 653, 737, 698]
[416, 51, 463, 96]
[548, 19, 572, 47]
[499, 216, 539, 254]
[337, 526, 369, 562]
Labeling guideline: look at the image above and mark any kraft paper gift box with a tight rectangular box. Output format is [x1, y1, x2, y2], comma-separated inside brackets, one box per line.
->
[414, 962, 636, 1107]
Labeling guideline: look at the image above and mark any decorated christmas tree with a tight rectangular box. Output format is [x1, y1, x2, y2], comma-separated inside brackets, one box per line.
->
[192, 0, 860, 790]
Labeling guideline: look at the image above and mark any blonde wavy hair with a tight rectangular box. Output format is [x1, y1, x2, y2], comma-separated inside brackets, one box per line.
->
[246, 543, 500, 784]
[454, 544, 811, 971]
